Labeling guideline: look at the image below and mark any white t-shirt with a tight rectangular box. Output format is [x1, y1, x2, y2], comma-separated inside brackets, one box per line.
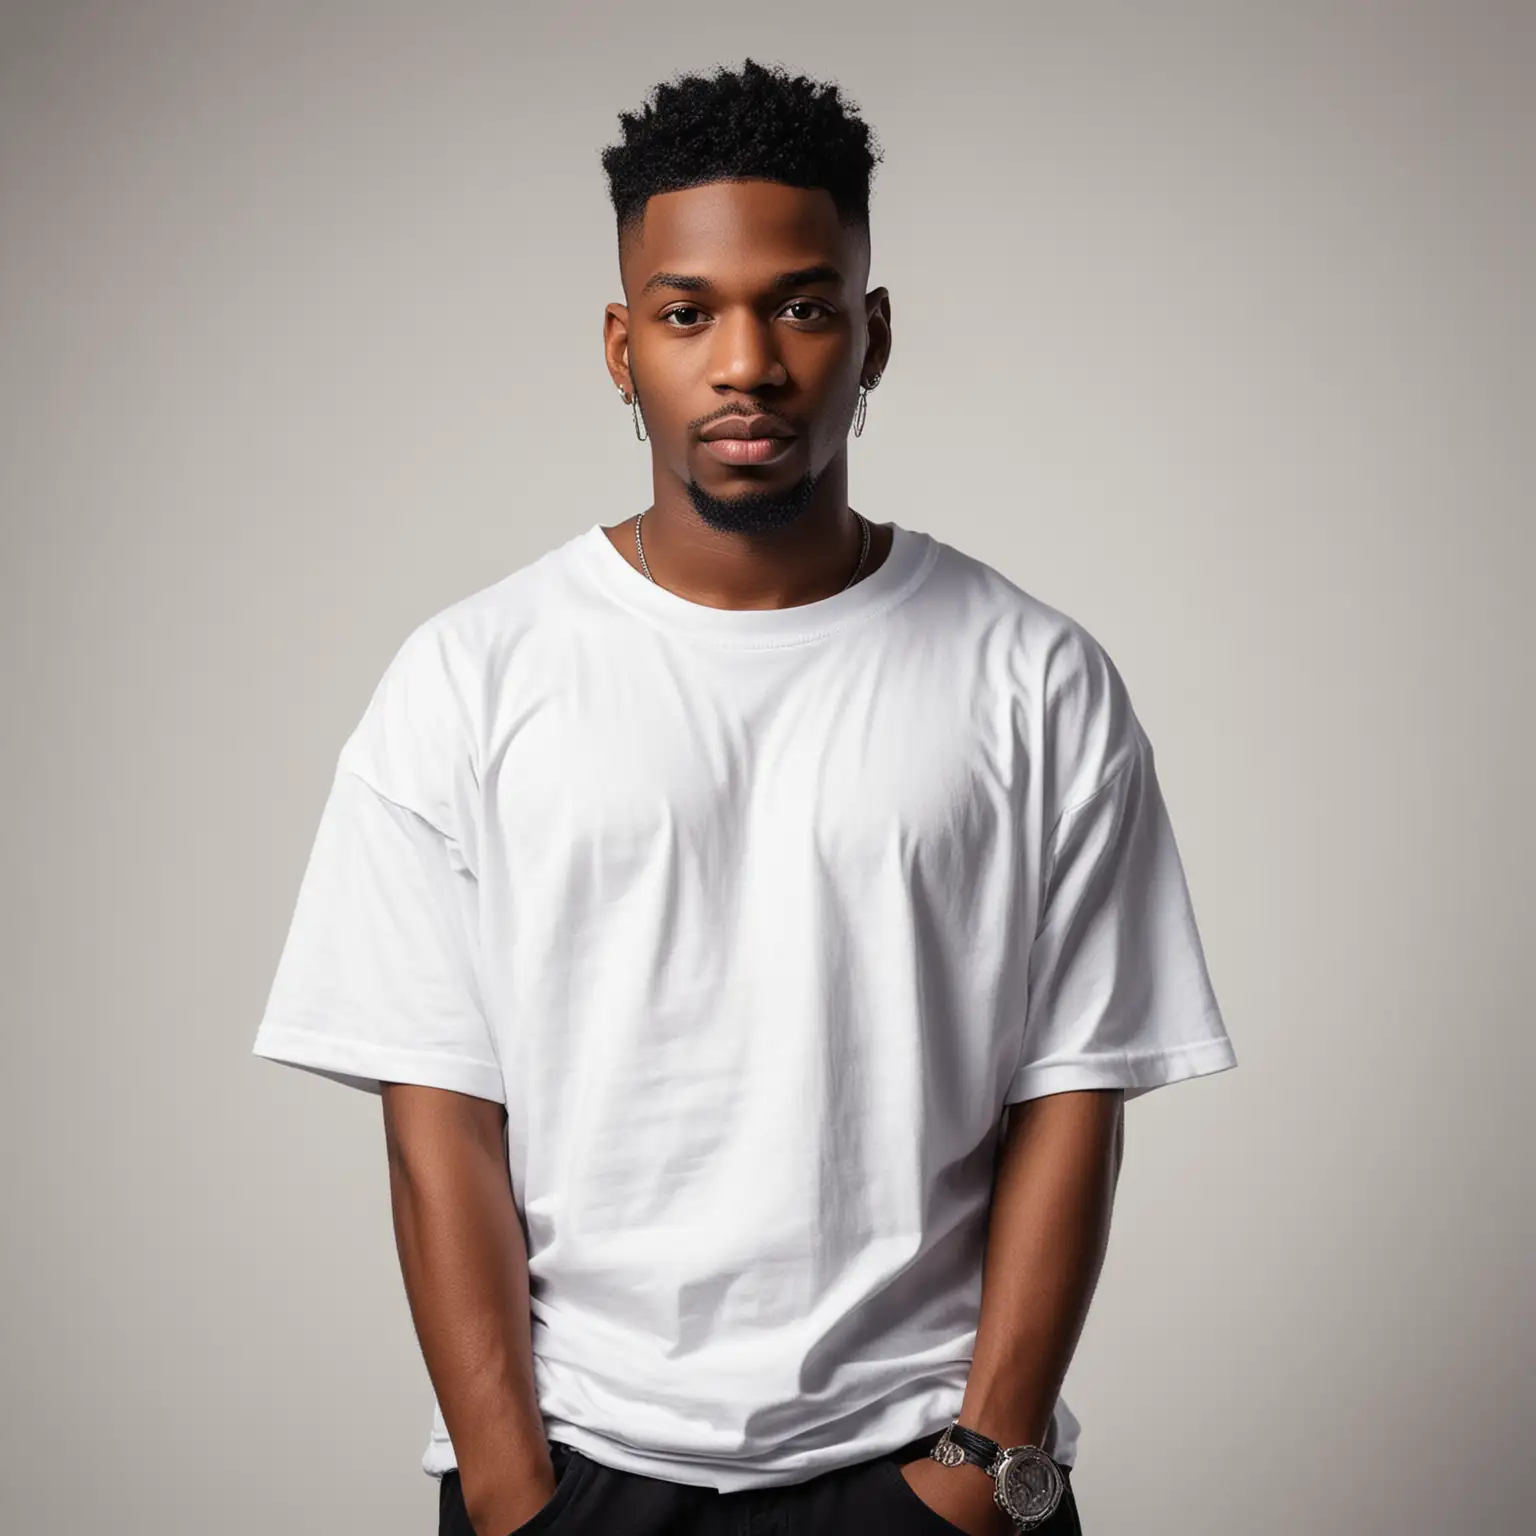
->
[252, 518, 1237, 1493]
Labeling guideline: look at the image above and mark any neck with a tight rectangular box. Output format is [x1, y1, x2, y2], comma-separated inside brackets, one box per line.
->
[621, 501, 887, 611]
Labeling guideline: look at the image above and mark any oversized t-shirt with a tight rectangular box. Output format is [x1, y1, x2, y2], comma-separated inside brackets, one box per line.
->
[251, 518, 1238, 1493]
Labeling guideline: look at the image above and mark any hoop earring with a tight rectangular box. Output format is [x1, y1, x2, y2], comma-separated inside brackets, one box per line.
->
[618, 382, 647, 441]
[853, 371, 882, 437]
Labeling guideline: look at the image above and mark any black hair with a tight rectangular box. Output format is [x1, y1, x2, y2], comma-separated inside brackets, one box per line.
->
[599, 58, 883, 255]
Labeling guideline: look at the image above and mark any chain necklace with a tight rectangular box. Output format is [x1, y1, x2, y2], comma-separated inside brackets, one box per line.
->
[633, 510, 871, 596]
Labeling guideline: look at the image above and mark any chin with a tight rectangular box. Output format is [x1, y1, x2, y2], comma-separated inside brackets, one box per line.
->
[685, 468, 821, 537]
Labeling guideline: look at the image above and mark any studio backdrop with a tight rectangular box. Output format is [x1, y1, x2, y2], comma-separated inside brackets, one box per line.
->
[0, 4, 1529, 1534]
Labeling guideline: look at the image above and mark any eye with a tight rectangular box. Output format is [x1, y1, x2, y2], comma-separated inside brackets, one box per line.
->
[659, 300, 836, 328]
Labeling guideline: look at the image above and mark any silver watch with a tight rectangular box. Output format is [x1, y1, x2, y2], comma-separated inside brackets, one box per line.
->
[928, 1417, 1066, 1531]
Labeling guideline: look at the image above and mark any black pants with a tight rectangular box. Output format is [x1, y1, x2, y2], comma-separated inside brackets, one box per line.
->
[439, 1429, 1083, 1536]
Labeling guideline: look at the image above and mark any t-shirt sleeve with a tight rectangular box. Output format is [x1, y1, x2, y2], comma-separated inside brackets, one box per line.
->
[1004, 637, 1238, 1106]
[250, 621, 505, 1103]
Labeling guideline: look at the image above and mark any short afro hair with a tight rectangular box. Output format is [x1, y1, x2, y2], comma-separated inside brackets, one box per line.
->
[599, 58, 883, 257]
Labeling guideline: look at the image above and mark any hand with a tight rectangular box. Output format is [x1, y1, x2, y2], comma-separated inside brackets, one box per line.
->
[462, 1466, 559, 1536]
[898, 1455, 1015, 1536]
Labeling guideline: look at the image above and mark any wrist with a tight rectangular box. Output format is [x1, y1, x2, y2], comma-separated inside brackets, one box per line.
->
[957, 1389, 1054, 1452]
[463, 1470, 557, 1536]
[928, 1416, 1068, 1531]
[458, 1445, 557, 1534]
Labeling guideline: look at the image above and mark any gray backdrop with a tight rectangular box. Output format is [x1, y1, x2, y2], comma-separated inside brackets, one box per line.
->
[2, 3, 1530, 1532]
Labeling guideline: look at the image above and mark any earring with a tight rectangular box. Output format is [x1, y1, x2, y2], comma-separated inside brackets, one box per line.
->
[618, 383, 647, 441]
[853, 370, 882, 437]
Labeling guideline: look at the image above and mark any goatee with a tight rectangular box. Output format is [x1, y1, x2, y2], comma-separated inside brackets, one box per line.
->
[684, 467, 821, 537]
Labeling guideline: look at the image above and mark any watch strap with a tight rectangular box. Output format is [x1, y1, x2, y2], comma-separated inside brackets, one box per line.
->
[930, 1419, 1002, 1473]
[928, 1418, 1067, 1532]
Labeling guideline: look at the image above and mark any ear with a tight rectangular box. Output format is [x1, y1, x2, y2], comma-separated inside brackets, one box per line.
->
[604, 303, 634, 396]
[862, 286, 892, 385]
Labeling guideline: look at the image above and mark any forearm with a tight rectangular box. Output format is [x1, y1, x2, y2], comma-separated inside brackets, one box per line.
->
[959, 1088, 1124, 1450]
[382, 1085, 551, 1533]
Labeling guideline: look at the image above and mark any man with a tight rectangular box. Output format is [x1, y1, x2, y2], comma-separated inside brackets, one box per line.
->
[252, 58, 1237, 1536]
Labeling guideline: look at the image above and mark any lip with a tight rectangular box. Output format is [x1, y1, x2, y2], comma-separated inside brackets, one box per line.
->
[700, 436, 798, 466]
[698, 415, 796, 442]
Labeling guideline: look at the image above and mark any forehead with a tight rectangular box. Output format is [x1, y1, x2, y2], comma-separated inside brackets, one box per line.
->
[622, 179, 862, 294]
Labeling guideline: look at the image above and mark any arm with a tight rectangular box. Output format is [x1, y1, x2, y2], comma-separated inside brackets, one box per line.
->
[962, 1087, 1124, 1445]
[901, 1089, 1124, 1532]
[382, 1083, 554, 1536]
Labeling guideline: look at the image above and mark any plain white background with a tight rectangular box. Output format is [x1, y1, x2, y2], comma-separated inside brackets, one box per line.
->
[1, 3, 1530, 1532]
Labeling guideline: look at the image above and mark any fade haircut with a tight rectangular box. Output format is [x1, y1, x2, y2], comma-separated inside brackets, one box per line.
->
[599, 58, 884, 261]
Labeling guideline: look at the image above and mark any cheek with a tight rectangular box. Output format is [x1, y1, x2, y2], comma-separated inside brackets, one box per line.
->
[800, 357, 863, 433]
[813, 381, 864, 448]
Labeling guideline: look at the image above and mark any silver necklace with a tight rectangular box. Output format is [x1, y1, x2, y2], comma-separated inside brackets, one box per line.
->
[633, 510, 871, 594]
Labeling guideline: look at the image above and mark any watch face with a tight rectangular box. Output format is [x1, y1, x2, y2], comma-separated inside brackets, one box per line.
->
[996, 1447, 1065, 1527]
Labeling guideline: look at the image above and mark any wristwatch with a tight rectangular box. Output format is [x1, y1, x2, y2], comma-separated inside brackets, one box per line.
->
[927, 1417, 1066, 1531]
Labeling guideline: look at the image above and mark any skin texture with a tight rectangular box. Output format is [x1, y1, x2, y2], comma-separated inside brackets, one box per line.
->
[600, 177, 895, 602]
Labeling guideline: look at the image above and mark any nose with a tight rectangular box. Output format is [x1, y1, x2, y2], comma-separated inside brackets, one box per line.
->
[707, 308, 788, 393]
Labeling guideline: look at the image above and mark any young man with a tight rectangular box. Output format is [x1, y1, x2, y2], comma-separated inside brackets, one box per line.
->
[253, 59, 1237, 1536]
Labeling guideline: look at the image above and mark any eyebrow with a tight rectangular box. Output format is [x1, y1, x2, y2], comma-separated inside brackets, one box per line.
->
[639, 263, 845, 297]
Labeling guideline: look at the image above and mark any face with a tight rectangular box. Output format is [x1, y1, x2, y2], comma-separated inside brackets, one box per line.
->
[604, 178, 891, 536]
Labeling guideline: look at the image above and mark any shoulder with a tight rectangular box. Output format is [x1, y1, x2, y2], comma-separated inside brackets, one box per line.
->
[923, 532, 1144, 810]
[406, 532, 584, 684]
[358, 531, 584, 719]
[334, 530, 584, 821]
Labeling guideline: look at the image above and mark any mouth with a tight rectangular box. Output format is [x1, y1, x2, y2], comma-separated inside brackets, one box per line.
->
[699, 435, 798, 467]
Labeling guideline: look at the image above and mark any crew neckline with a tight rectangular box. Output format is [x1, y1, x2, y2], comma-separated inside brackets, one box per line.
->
[572, 517, 938, 649]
